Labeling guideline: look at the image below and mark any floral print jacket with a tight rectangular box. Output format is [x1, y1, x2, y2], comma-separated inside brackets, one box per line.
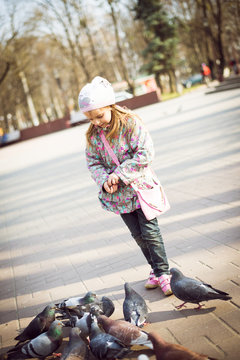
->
[85, 117, 155, 214]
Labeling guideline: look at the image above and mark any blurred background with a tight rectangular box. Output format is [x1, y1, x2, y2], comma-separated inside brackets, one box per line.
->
[0, 0, 239, 135]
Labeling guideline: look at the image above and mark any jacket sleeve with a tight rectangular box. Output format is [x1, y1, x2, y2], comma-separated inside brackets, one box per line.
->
[114, 117, 154, 184]
[85, 146, 109, 189]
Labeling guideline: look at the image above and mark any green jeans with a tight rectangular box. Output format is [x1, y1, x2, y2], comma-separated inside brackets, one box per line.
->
[120, 208, 170, 277]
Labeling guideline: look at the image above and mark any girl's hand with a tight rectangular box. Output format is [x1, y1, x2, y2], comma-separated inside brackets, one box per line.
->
[103, 182, 118, 193]
[107, 173, 119, 187]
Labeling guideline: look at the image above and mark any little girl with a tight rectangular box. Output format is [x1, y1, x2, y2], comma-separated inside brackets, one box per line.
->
[78, 76, 172, 296]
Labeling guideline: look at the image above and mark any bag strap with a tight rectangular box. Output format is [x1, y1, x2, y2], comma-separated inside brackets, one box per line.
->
[100, 130, 139, 192]
[100, 130, 120, 166]
[100, 130, 153, 192]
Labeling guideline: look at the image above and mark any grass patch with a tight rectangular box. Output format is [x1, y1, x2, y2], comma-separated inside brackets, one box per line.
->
[161, 84, 204, 102]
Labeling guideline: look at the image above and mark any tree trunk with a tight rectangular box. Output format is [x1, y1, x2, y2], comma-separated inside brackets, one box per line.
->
[168, 71, 174, 93]
[107, 0, 135, 94]
[2, 99, 9, 132]
[45, 0, 91, 82]
[205, 0, 225, 81]
[199, 0, 218, 78]
[155, 73, 163, 94]
[200, 0, 215, 79]
[19, 71, 39, 126]
[216, 0, 224, 81]
[0, 62, 10, 86]
[83, 19, 102, 75]
[100, 29, 122, 82]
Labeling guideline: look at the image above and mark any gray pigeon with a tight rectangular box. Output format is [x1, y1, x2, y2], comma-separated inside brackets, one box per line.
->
[65, 303, 108, 339]
[100, 296, 115, 317]
[60, 327, 88, 360]
[74, 295, 115, 318]
[56, 293, 114, 322]
[7, 320, 64, 358]
[56, 291, 98, 320]
[89, 313, 131, 360]
[13, 304, 56, 347]
[57, 306, 84, 320]
[170, 267, 232, 309]
[123, 283, 148, 327]
[22, 320, 63, 358]
[67, 313, 92, 340]
[56, 291, 97, 310]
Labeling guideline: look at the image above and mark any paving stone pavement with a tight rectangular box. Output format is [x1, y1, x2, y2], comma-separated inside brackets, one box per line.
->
[0, 87, 240, 359]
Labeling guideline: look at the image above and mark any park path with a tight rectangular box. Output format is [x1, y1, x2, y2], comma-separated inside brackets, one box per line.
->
[0, 87, 240, 359]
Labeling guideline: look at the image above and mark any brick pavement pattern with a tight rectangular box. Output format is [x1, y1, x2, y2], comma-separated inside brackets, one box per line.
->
[0, 87, 240, 359]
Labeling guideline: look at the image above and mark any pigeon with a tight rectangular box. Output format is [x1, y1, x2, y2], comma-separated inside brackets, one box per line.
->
[61, 296, 114, 323]
[7, 320, 64, 358]
[56, 291, 98, 320]
[66, 313, 92, 340]
[65, 303, 109, 339]
[97, 315, 153, 350]
[148, 331, 218, 360]
[56, 291, 97, 310]
[60, 327, 88, 360]
[13, 304, 56, 347]
[89, 313, 131, 360]
[170, 268, 232, 309]
[100, 296, 115, 317]
[56, 306, 85, 320]
[77, 295, 115, 318]
[123, 282, 148, 327]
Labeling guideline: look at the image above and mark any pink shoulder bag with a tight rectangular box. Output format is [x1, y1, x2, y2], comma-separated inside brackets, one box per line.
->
[100, 130, 170, 221]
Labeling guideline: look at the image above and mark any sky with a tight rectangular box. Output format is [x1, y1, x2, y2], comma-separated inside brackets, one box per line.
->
[0, 0, 39, 38]
[0, 0, 114, 40]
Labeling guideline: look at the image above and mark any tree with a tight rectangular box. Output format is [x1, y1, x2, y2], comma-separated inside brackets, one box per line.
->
[134, 0, 178, 93]
[40, 0, 91, 82]
[165, 0, 239, 82]
[0, 3, 40, 130]
[105, 0, 135, 93]
[204, 0, 225, 81]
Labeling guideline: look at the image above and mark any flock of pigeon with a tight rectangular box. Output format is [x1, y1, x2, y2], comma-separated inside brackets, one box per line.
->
[2, 268, 232, 360]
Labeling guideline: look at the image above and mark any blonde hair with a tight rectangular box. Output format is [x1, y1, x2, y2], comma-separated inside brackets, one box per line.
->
[86, 104, 141, 147]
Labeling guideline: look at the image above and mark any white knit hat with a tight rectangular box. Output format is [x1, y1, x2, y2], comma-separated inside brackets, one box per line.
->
[78, 76, 115, 113]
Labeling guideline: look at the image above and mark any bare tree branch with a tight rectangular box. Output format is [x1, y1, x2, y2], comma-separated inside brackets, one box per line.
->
[0, 62, 10, 85]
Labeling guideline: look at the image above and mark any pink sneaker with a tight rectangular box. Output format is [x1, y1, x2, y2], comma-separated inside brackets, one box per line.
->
[145, 270, 159, 289]
[158, 274, 172, 296]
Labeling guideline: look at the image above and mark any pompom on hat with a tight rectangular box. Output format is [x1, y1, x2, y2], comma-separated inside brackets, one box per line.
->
[78, 76, 115, 113]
